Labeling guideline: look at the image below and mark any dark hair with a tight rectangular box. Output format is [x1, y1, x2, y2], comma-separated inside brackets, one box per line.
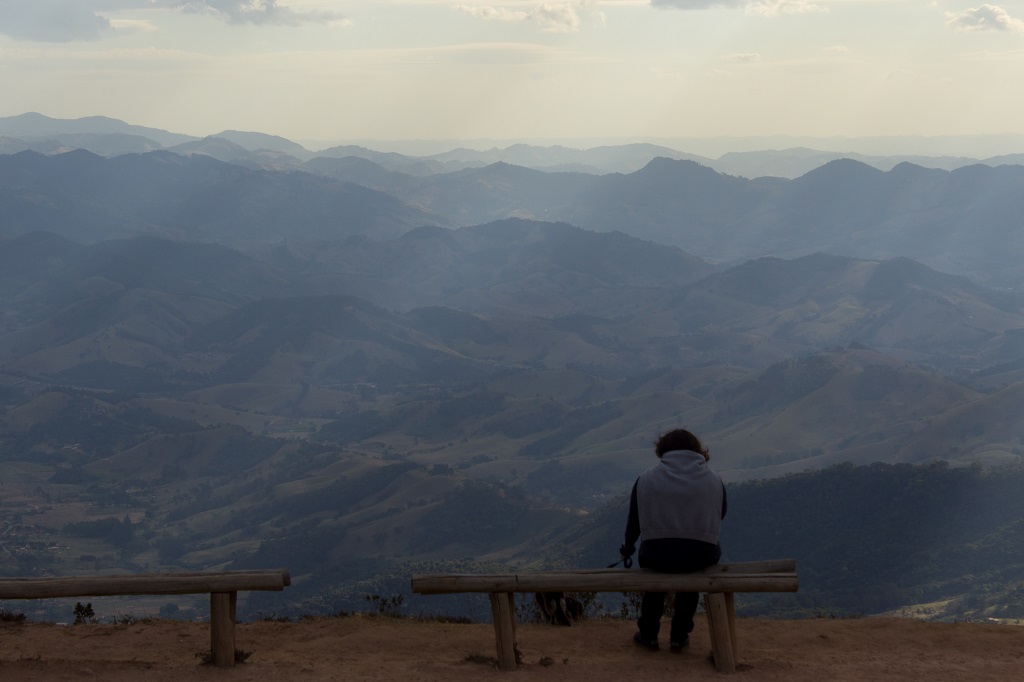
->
[654, 429, 709, 460]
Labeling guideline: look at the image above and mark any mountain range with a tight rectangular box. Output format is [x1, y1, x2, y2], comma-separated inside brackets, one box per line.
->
[4, 112, 1024, 178]
[4, 147, 1024, 290]
[2, 113, 1024, 623]
[3, 226, 1022, 494]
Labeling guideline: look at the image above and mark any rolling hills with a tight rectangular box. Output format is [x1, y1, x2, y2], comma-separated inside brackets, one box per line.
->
[5, 145, 1024, 289]
[2, 120, 1024, 623]
[3, 224, 1024, 623]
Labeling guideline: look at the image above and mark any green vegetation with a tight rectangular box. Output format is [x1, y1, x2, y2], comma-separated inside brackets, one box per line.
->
[365, 593, 405, 617]
[722, 462, 1024, 619]
[568, 462, 1024, 621]
[73, 602, 96, 624]
[0, 608, 27, 623]
[63, 516, 134, 547]
[3, 218, 1024, 626]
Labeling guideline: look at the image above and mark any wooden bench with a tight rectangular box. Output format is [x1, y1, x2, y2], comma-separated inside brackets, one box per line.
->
[411, 559, 797, 673]
[0, 569, 291, 667]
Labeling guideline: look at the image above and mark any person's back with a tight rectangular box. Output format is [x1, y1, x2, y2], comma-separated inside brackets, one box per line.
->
[619, 429, 726, 651]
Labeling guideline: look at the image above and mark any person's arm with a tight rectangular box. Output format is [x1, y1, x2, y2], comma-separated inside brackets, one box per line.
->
[620, 480, 640, 559]
[721, 483, 728, 520]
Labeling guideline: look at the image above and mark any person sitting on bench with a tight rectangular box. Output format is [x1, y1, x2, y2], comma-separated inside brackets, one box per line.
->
[619, 428, 728, 652]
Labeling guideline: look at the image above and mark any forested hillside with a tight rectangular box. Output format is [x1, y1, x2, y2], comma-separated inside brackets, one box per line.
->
[2, 135, 1024, 625]
[254, 462, 1024, 622]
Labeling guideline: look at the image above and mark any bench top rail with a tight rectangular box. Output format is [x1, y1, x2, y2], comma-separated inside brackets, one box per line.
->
[412, 562, 798, 596]
[0, 569, 291, 600]
[517, 559, 796, 577]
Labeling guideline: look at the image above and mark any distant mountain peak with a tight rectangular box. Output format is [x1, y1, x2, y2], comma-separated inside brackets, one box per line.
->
[0, 112, 195, 147]
[211, 130, 310, 156]
[803, 156, 882, 178]
[639, 156, 710, 172]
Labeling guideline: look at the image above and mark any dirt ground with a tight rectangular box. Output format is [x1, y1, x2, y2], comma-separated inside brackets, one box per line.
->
[2, 614, 1022, 681]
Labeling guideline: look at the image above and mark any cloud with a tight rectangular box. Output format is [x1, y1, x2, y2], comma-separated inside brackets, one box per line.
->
[723, 52, 761, 63]
[0, 1, 115, 42]
[533, 4, 583, 31]
[651, 0, 823, 13]
[455, 5, 531, 22]
[455, 2, 598, 33]
[173, 0, 347, 27]
[0, 1, 349, 41]
[108, 19, 160, 34]
[945, 4, 1024, 34]
[746, 0, 825, 16]
[650, 0, 745, 9]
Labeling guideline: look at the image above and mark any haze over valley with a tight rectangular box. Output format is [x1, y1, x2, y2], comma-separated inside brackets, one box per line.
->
[2, 113, 1024, 625]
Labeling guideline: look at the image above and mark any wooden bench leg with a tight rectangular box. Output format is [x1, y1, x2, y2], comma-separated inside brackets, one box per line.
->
[210, 591, 238, 667]
[725, 592, 737, 656]
[704, 592, 737, 673]
[489, 592, 518, 670]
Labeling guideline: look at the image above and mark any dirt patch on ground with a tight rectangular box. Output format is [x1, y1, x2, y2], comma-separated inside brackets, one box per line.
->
[2, 614, 1022, 681]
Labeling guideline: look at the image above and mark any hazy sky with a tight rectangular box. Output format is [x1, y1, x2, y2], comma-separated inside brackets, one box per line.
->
[2, 0, 1024, 145]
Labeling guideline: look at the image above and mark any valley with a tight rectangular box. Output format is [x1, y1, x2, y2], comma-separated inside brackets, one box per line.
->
[1, 115, 1024, 624]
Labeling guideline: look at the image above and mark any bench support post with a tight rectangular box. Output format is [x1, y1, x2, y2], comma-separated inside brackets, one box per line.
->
[489, 592, 518, 670]
[725, 592, 737, 655]
[704, 592, 737, 673]
[410, 563, 797, 675]
[210, 591, 238, 667]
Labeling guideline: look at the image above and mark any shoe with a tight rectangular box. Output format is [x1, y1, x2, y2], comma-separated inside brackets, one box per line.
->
[633, 632, 659, 651]
[670, 635, 689, 652]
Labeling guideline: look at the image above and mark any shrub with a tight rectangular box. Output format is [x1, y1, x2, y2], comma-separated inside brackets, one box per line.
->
[73, 602, 96, 624]
[0, 608, 27, 623]
[365, 593, 405, 617]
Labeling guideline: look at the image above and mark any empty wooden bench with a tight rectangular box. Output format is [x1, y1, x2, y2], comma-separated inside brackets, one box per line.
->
[411, 559, 797, 673]
[0, 569, 291, 667]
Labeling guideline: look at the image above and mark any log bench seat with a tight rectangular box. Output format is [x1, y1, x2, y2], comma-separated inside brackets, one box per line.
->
[0, 569, 291, 667]
[411, 559, 797, 673]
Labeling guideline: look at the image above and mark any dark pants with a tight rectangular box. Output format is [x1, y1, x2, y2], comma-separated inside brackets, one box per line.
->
[638, 591, 700, 642]
[636, 539, 721, 642]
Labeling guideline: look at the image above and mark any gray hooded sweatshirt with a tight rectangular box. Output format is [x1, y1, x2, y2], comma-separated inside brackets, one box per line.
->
[636, 449, 724, 545]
